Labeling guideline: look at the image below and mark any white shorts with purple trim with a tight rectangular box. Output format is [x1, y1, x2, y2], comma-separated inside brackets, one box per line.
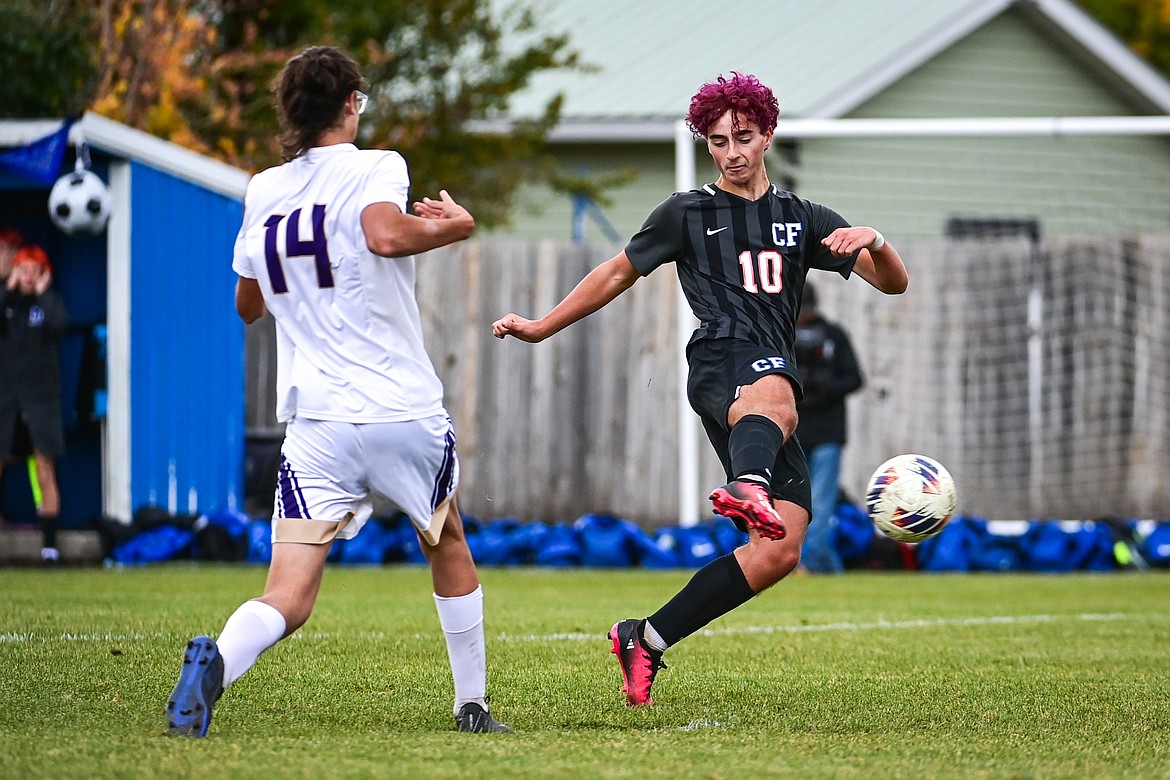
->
[272, 413, 458, 542]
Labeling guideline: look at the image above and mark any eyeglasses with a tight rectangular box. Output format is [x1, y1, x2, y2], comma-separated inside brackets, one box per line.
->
[355, 90, 369, 115]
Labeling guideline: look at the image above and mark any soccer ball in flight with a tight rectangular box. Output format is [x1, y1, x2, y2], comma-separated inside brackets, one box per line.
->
[48, 169, 112, 235]
[865, 454, 957, 543]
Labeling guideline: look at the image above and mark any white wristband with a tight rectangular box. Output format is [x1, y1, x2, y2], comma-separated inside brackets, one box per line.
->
[868, 230, 885, 250]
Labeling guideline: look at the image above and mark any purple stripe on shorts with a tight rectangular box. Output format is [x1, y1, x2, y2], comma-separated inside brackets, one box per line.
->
[430, 426, 457, 511]
[276, 454, 308, 519]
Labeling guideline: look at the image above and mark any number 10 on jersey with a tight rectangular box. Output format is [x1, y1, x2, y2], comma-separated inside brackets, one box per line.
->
[738, 249, 784, 294]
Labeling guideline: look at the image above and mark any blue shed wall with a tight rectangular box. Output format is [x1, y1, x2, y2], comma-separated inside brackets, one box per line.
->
[128, 162, 244, 517]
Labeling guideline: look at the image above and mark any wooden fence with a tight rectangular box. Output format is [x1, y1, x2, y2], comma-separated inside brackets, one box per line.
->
[246, 235, 1170, 525]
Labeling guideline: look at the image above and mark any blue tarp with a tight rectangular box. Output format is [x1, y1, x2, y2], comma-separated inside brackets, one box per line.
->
[102, 503, 1169, 572]
[0, 118, 75, 186]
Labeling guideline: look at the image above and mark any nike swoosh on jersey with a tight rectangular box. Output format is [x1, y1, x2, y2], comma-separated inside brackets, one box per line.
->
[706, 226, 728, 235]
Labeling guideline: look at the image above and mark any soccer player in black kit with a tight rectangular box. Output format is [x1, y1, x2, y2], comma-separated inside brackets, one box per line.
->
[492, 72, 908, 707]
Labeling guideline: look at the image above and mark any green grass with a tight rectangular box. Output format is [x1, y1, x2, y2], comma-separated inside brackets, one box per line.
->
[1, 565, 1168, 779]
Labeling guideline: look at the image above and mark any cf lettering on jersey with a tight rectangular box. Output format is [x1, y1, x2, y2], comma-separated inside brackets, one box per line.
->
[751, 357, 787, 372]
[772, 222, 802, 248]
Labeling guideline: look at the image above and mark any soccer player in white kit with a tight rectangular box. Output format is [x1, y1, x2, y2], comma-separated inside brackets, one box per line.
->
[166, 45, 510, 737]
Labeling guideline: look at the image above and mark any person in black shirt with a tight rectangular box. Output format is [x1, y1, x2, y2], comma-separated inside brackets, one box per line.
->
[794, 282, 863, 574]
[492, 72, 907, 707]
[0, 245, 68, 564]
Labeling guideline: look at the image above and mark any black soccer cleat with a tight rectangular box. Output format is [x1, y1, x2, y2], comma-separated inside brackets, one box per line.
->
[166, 635, 224, 738]
[455, 701, 513, 733]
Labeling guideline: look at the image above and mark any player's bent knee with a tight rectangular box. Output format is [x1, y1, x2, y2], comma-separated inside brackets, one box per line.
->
[777, 407, 799, 437]
[747, 539, 802, 586]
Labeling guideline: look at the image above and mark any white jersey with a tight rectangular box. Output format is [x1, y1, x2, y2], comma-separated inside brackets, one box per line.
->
[233, 144, 445, 423]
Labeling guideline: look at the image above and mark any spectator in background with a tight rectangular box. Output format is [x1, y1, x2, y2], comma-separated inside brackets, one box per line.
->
[0, 227, 16, 526]
[0, 226, 20, 284]
[0, 245, 69, 564]
[794, 282, 864, 574]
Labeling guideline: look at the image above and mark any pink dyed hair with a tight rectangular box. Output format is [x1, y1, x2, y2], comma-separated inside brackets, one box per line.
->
[13, 244, 50, 273]
[685, 72, 779, 137]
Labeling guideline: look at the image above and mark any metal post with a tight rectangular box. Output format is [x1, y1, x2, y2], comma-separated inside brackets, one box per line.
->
[674, 119, 700, 526]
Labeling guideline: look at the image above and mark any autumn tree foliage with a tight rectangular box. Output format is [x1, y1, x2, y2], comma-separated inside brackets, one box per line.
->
[199, 0, 583, 226]
[8, 2, 1169, 227]
[1075, 0, 1170, 79]
[89, 0, 219, 156]
[0, 1, 96, 119]
[2, 0, 579, 228]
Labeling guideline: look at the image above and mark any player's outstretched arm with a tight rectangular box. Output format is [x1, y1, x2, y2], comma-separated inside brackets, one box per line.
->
[492, 251, 640, 343]
[824, 226, 909, 295]
[362, 189, 475, 258]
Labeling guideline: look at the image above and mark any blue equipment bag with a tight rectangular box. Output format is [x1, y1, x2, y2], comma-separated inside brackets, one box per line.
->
[833, 501, 875, 564]
[672, 525, 719, 568]
[635, 529, 681, 568]
[576, 514, 638, 567]
[1143, 522, 1170, 567]
[112, 525, 195, 565]
[246, 520, 273, 564]
[534, 523, 582, 567]
[916, 516, 986, 572]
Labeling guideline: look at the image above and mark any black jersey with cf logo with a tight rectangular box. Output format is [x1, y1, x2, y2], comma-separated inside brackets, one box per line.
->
[624, 183, 859, 359]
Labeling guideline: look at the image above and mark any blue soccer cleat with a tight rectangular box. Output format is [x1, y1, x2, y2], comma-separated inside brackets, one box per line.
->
[166, 635, 224, 738]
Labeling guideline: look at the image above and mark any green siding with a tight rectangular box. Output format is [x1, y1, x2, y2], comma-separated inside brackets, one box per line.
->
[493, 143, 709, 243]
[796, 134, 1170, 239]
[797, 12, 1170, 237]
[856, 13, 1135, 118]
[493, 10, 1170, 241]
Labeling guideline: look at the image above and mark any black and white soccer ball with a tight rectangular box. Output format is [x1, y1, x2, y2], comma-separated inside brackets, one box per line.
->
[865, 454, 957, 543]
[48, 169, 112, 235]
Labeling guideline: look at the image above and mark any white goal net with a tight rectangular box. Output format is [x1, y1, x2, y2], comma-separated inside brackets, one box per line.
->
[792, 117, 1170, 521]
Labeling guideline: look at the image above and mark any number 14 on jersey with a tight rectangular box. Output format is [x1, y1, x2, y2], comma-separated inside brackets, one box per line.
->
[264, 204, 334, 293]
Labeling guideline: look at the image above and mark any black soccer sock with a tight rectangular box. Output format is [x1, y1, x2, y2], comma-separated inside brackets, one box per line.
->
[728, 414, 784, 486]
[40, 515, 58, 550]
[646, 554, 756, 647]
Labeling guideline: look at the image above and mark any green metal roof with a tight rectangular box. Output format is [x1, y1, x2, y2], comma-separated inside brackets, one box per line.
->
[502, 0, 1170, 132]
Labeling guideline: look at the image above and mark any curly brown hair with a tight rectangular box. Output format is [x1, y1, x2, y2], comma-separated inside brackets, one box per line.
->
[274, 46, 365, 162]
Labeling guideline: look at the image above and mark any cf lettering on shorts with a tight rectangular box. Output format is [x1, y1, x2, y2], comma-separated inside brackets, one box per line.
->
[751, 357, 787, 372]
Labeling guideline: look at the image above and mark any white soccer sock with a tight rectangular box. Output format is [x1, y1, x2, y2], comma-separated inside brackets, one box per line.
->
[642, 620, 669, 652]
[216, 599, 287, 687]
[433, 586, 487, 715]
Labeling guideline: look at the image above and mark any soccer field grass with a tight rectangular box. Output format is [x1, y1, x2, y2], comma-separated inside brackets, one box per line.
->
[1, 565, 1168, 779]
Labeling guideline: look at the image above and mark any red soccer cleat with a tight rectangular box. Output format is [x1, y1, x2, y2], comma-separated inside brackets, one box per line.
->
[710, 480, 787, 540]
[608, 619, 667, 707]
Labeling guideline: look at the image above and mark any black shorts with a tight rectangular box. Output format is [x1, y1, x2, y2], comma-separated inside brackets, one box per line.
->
[0, 396, 64, 459]
[686, 338, 811, 513]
